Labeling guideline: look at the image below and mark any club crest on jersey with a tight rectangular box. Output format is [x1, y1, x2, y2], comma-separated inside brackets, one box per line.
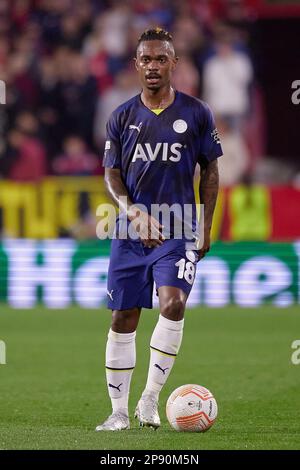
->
[132, 143, 183, 162]
[173, 119, 188, 133]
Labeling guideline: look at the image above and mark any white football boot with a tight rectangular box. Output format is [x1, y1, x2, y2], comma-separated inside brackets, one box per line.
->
[134, 394, 161, 429]
[95, 410, 130, 431]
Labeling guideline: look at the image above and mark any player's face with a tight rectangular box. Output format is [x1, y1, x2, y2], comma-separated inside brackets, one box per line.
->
[135, 40, 178, 91]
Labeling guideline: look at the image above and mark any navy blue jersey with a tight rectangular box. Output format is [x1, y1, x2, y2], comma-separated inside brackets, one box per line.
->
[103, 91, 223, 239]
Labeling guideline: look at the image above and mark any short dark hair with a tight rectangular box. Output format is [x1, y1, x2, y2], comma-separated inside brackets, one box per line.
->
[137, 27, 173, 48]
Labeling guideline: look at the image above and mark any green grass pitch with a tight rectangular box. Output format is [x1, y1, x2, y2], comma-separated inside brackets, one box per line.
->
[0, 305, 299, 450]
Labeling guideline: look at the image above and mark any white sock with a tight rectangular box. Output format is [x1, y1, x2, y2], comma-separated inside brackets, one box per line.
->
[105, 329, 136, 415]
[142, 315, 184, 401]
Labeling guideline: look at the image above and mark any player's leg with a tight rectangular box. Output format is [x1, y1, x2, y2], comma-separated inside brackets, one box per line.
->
[96, 308, 141, 431]
[135, 243, 197, 429]
[144, 286, 186, 396]
[96, 239, 153, 431]
[135, 287, 187, 428]
[105, 308, 141, 417]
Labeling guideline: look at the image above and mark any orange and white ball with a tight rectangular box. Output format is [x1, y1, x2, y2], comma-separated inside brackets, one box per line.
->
[166, 384, 218, 432]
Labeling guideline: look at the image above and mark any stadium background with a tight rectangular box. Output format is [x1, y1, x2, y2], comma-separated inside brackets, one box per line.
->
[0, 0, 300, 308]
[0, 0, 300, 451]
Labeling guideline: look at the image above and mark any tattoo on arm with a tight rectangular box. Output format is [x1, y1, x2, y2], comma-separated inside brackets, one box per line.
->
[199, 159, 219, 233]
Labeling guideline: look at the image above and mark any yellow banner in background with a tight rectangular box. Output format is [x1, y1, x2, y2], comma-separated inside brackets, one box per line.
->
[0, 177, 108, 238]
[0, 176, 225, 239]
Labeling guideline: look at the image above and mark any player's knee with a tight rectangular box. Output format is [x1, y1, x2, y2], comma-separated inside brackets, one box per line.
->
[111, 309, 139, 333]
[161, 297, 185, 321]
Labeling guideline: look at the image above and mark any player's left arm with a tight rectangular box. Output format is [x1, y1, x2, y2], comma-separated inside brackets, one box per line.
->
[198, 158, 219, 260]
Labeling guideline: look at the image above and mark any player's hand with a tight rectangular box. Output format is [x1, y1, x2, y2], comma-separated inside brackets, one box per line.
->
[128, 206, 165, 248]
[197, 231, 211, 260]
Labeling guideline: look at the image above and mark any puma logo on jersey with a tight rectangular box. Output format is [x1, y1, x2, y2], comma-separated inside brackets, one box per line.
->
[154, 364, 169, 375]
[132, 143, 183, 162]
[129, 122, 142, 133]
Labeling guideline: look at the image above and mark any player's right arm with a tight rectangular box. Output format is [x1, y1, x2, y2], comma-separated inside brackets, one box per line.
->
[103, 113, 164, 247]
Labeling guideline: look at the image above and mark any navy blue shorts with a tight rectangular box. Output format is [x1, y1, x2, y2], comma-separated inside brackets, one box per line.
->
[106, 238, 199, 310]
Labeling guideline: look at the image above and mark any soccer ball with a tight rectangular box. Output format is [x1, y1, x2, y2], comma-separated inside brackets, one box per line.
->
[166, 384, 218, 432]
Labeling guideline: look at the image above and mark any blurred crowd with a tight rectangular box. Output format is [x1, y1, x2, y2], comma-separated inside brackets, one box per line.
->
[0, 0, 263, 186]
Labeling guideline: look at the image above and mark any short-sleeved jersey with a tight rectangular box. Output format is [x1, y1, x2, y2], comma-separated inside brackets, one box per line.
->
[103, 90, 223, 239]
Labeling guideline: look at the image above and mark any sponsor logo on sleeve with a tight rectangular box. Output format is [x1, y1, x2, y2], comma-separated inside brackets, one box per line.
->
[211, 128, 221, 144]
